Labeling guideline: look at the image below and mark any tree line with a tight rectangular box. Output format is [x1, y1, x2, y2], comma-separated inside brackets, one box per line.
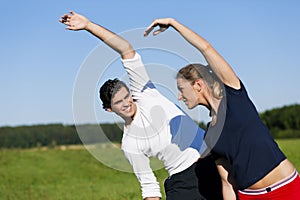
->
[260, 104, 300, 138]
[0, 104, 299, 149]
[0, 123, 123, 149]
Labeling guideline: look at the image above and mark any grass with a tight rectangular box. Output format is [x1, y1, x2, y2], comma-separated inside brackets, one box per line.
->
[0, 148, 167, 200]
[276, 139, 300, 171]
[0, 139, 299, 200]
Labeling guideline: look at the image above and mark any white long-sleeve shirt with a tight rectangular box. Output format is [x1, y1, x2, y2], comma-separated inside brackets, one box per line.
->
[121, 53, 206, 199]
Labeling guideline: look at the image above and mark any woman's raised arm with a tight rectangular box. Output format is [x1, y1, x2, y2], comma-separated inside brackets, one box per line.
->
[144, 18, 240, 89]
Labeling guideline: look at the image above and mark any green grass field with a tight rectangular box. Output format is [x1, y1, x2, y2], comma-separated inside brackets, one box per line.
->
[0, 139, 299, 200]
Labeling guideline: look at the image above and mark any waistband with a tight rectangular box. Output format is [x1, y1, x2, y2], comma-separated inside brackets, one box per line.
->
[239, 169, 298, 195]
[167, 162, 197, 179]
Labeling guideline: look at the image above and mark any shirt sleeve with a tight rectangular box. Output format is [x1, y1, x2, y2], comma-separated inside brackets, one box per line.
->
[169, 111, 207, 156]
[123, 150, 162, 199]
[121, 53, 154, 95]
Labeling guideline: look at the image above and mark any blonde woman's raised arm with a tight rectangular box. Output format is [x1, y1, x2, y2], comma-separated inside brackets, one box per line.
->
[144, 18, 240, 89]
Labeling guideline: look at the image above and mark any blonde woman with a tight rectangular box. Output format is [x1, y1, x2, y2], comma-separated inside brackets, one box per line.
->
[144, 18, 300, 200]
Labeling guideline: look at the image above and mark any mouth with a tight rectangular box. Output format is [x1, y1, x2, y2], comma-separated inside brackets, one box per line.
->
[123, 104, 132, 113]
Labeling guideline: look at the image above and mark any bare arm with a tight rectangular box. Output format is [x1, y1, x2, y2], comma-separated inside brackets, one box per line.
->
[144, 197, 160, 200]
[59, 11, 135, 59]
[144, 18, 240, 89]
[215, 158, 238, 200]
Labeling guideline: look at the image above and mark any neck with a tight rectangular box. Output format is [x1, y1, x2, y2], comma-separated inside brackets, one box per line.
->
[201, 86, 220, 116]
[208, 96, 221, 126]
[124, 118, 133, 127]
[209, 97, 221, 115]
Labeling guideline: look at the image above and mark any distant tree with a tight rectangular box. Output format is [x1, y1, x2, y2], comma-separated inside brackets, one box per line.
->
[260, 104, 300, 138]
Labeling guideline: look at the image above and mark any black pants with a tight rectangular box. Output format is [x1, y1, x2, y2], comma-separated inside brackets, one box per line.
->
[164, 162, 206, 200]
[196, 155, 223, 200]
[164, 155, 223, 200]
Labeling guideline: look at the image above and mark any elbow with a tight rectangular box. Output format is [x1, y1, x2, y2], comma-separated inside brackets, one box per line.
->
[201, 41, 213, 53]
[121, 43, 135, 59]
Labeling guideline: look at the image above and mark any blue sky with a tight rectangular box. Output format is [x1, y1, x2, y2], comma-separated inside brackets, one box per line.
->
[1, 0, 300, 127]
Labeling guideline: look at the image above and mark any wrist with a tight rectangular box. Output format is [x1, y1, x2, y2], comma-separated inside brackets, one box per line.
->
[169, 18, 179, 29]
[85, 21, 94, 31]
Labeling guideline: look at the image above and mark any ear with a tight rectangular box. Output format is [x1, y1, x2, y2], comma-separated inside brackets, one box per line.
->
[105, 108, 113, 112]
[193, 79, 205, 92]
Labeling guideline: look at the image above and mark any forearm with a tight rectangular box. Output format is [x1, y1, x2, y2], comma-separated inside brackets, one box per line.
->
[216, 159, 238, 200]
[85, 22, 135, 59]
[169, 19, 210, 53]
[123, 151, 162, 199]
[144, 197, 161, 200]
[169, 19, 237, 86]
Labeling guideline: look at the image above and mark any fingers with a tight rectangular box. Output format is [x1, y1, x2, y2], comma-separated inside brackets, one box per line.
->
[153, 26, 168, 35]
[63, 22, 76, 30]
[144, 19, 169, 37]
[59, 11, 76, 24]
[144, 20, 157, 37]
[144, 25, 168, 37]
[144, 26, 154, 37]
[59, 13, 70, 24]
[65, 26, 76, 31]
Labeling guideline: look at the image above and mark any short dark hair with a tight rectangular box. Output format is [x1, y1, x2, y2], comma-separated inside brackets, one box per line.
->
[99, 78, 129, 109]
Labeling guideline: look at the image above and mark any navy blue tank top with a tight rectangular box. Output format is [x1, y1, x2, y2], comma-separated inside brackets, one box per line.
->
[205, 80, 286, 190]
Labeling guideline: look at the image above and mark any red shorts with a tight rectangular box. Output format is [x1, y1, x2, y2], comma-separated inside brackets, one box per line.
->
[238, 170, 300, 200]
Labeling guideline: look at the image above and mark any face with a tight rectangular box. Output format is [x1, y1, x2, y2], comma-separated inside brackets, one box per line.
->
[177, 78, 199, 109]
[109, 86, 136, 120]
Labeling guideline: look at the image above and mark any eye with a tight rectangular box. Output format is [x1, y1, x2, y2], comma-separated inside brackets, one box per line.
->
[113, 100, 122, 105]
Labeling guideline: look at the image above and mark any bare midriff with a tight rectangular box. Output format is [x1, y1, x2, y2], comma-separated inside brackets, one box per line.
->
[248, 159, 295, 189]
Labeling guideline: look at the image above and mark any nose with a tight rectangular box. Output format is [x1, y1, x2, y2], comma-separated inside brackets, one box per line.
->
[123, 97, 131, 107]
[178, 92, 183, 100]
[123, 100, 129, 107]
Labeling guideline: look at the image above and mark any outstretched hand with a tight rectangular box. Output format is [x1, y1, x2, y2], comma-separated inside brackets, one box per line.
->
[144, 18, 173, 37]
[59, 11, 90, 31]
